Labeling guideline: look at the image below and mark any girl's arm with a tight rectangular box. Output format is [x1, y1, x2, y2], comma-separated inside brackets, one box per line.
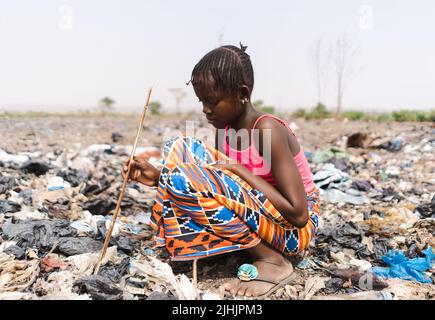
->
[123, 156, 160, 187]
[214, 119, 309, 228]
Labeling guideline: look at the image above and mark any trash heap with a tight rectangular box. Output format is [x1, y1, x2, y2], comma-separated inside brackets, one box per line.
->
[0, 137, 194, 300]
[292, 120, 435, 300]
[0, 115, 434, 300]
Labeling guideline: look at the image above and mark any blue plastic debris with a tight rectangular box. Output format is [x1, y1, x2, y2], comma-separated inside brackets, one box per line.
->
[390, 139, 404, 152]
[70, 221, 96, 234]
[313, 163, 349, 188]
[124, 224, 143, 235]
[372, 247, 434, 284]
[47, 186, 65, 191]
[47, 177, 66, 191]
[143, 248, 154, 255]
[304, 151, 313, 162]
[379, 139, 404, 152]
[296, 259, 310, 270]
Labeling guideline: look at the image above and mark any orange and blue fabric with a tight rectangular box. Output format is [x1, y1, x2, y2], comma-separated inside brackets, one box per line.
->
[150, 136, 320, 261]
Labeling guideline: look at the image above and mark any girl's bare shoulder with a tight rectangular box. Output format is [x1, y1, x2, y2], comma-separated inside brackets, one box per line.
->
[254, 117, 300, 156]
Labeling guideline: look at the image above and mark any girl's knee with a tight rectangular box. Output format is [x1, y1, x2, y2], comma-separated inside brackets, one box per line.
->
[162, 136, 189, 165]
[283, 219, 318, 255]
[166, 163, 199, 193]
[163, 136, 185, 156]
[163, 136, 210, 165]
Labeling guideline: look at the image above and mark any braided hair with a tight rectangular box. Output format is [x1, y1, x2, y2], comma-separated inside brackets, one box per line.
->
[187, 43, 254, 98]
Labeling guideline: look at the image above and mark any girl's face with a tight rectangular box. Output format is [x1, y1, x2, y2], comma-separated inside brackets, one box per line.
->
[193, 76, 244, 129]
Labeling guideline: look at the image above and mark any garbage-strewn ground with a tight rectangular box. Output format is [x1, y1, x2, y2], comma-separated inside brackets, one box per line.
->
[0, 114, 434, 300]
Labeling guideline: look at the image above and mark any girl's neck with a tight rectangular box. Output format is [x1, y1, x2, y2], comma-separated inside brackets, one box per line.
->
[229, 104, 263, 131]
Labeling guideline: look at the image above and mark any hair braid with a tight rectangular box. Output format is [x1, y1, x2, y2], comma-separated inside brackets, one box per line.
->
[188, 43, 254, 97]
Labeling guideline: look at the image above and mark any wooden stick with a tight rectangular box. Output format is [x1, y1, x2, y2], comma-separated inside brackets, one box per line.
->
[93, 87, 153, 275]
[193, 258, 198, 300]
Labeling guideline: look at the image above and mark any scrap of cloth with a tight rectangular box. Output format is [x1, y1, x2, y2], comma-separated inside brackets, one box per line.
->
[149, 136, 320, 261]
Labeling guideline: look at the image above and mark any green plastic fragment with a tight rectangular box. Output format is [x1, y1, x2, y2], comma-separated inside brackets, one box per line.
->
[237, 264, 259, 281]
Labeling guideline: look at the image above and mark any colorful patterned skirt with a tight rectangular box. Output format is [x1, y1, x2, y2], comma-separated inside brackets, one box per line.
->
[150, 137, 320, 261]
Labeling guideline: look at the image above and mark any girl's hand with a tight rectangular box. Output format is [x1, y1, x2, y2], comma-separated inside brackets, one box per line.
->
[122, 156, 160, 187]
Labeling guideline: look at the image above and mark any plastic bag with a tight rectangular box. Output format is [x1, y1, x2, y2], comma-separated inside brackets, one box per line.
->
[372, 247, 434, 284]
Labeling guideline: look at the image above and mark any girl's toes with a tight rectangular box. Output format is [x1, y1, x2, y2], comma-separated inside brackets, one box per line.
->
[230, 282, 242, 295]
[236, 283, 248, 296]
[245, 288, 254, 297]
[224, 278, 240, 293]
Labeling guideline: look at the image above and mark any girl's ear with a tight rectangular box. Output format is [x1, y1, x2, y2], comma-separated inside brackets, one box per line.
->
[238, 85, 251, 101]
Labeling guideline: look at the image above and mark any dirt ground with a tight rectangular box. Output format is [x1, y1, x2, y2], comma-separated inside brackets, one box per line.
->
[1, 113, 431, 153]
[0, 113, 434, 300]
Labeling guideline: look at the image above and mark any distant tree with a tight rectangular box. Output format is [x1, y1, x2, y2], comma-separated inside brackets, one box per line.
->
[168, 88, 186, 114]
[99, 97, 115, 114]
[253, 100, 275, 114]
[306, 102, 332, 120]
[260, 106, 276, 114]
[148, 101, 162, 115]
[253, 99, 264, 109]
[292, 108, 307, 119]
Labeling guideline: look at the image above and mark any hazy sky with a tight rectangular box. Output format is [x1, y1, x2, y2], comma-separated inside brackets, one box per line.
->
[0, 0, 434, 112]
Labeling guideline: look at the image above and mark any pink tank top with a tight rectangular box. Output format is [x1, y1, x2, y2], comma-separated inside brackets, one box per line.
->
[222, 114, 315, 192]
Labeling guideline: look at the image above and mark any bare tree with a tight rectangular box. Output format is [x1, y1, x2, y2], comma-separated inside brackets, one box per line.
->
[168, 88, 186, 114]
[331, 34, 358, 118]
[310, 38, 331, 105]
[217, 27, 225, 46]
[218, 33, 224, 46]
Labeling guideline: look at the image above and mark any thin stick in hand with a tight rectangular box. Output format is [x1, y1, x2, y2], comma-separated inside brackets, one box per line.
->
[93, 87, 153, 274]
[193, 258, 199, 300]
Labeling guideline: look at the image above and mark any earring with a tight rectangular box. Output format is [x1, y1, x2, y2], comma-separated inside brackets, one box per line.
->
[241, 98, 248, 104]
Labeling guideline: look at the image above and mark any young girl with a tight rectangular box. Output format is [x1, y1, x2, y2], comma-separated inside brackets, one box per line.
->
[124, 44, 319, 298]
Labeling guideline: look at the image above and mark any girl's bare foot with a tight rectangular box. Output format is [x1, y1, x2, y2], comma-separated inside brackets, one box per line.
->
[224, 259, 293, 297]
[223, 241, 294, 297]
